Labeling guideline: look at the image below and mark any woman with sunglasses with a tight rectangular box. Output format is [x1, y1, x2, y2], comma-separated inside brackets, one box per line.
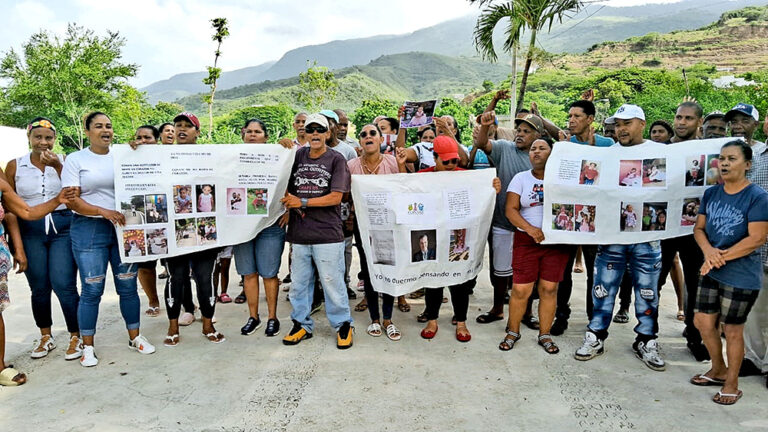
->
[348, 124, 407, 340]
[4, 118, 81, 360]
[418, 136, 501, 342]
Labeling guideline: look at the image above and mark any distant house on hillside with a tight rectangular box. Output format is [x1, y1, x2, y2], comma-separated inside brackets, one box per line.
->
[712, 75, 756, 88]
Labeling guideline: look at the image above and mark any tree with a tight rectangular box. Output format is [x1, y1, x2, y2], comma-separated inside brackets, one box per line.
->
[0, 24, 138, 150]
[297, 60, 339, 112]
[202, 17, 230, 141]
[470, 0, 583, 113]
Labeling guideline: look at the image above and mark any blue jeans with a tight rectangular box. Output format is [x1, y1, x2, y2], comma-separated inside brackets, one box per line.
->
[290, 242, 352, 332]
[70, 215, 140, 337]
[588, 242, 661, 341]
[19, 210, 79, 332]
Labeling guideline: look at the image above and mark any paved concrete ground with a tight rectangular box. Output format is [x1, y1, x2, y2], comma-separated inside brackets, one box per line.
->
[0, 248, 766, 432]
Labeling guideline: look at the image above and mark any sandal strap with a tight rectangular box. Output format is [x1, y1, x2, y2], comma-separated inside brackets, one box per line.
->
[538, 333, 553, 341]
[506, 330, 521, 338]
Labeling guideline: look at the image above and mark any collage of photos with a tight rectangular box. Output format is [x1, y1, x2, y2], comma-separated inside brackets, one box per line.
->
[552, 204, 574, 231]
[686, 155, 705, 186]
[147, 228, 169, 255]
[705, 154, 723, 185]
[552, 204, 596, 233]
[680, 198, 700, 227]
[121, 194, 170, 226]
[449, 228, 470, 262]
[370, 230, 395, 266]
[400, 100, 438, 129]
[122, 229, 146, 258]
[410, 229, 437, 263]
[620, 201, 668, 232]
[579, 160, 601, 186]
[247, 188, 269, 215]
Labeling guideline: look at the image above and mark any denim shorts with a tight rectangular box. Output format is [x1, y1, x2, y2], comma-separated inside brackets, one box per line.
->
[234, 223, 286, 278]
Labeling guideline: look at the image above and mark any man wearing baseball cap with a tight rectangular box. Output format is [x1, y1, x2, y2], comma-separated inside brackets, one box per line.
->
[473, 111, 538, 324]
[703, 111, 727, 139]
[725, 103, 761, 146]
[280, 113, 354, 349]
[575, 104, 667, 372]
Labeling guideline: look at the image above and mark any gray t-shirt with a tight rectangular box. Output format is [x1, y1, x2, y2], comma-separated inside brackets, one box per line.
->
[329, 141, 357, 161]
[488, 139, 532, 230]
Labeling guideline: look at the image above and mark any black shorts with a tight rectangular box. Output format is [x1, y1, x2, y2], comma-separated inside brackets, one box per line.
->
[695, 275, 760, 324]
[137, 260, 158, 270]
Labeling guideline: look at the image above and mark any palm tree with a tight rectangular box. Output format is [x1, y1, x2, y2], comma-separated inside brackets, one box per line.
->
[470, 0, 584, 114]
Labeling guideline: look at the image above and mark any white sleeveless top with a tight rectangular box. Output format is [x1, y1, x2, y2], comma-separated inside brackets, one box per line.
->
[15, 153, 66, 233]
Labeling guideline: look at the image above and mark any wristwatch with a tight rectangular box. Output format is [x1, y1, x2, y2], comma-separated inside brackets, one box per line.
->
[300, 198, 308, 208]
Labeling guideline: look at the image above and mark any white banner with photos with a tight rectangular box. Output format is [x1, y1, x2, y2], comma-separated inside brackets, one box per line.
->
[112, 144, 296, 262]
[542, 138, 733, 245]
[351, 169, 496, 296]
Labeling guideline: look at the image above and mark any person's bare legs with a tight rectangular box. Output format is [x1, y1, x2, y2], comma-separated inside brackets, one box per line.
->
[0, 315, 26, 384]
[244, 273, 261, 318]
[138, 268, 160, 311]
[263, 276, 279, 320]
[695, 312, 727, 380]
[720, 323, 746, 401]
[537, 280, 558, 335]
[218, 258, 231, 295]
[574, 246, 584, 273]
[670, 254, 685, 316]
[504, 282, 535, 339]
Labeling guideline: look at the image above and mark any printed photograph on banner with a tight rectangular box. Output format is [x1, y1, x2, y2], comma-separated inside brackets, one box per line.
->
[196, 184, 216, 212]
[579, 160, 601, 186]
[370, 230, 395, 266]
[642, 158, 667, 187]
[574, 205, 596, 233]
[686, 155, 705, 186]
[173, 185, 194, 214]
[680, 198, 700, 226]
[642, 202, 668, 231]
[120, 195, 146, 225]
[145, 194, 168, 223]
[196, 217, 218, 245]
[449, 228, 470, 261]
[705, 154, 722, 185]
[147, 228, 169, 255]
[619, 160, 643, 187]
[247, 188, 268, 215]
[620, 201, 642, 232]
[122, 229, 146, 258]
[552, 203, 574, 231]
[175, 218, 197, 248]
[400, 100, 438, 129]
[226, 187, 246, 215]
[410, 229, 437, 263]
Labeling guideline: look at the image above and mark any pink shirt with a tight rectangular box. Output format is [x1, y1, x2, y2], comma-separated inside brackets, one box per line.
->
[347, 154, 399, 175]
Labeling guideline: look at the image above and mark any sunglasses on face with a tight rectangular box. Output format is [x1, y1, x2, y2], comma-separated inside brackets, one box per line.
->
[360, 130, 379, 138]
[441, 158, 459, 165]
[305, 125, 328, 134]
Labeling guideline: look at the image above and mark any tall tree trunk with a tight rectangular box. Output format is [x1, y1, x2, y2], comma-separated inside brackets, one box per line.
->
[510, 42, 518, 119]
[516, 29, 537, 114]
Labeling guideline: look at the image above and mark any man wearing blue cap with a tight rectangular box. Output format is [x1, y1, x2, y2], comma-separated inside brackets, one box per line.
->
[726, 103, 761, 146]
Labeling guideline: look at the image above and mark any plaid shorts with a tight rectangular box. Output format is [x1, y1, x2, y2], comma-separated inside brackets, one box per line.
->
[695, 275, 760, 324]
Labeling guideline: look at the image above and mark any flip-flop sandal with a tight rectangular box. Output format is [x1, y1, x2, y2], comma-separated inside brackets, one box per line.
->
[416, 311, 428, 323]
[366, 323, 382, 337]
[163, 334, 180, 347]
[145, 306, 160, 317]
[0, 366, 27, 386]
[476, 312, 504, 324]
[713, 390, 742, 405]
[398, 301, 411, 313]
[234, 292, 247, 304]
[386, 324, 401, 341]
[354, 299, 368, 312]
[218, 293, 233, 304]
[204, 332, 226, 344]
[690, 374, 726, 386]
[409, 289, 425, 299]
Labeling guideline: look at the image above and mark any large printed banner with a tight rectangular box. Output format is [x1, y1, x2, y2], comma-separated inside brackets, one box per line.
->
[112, 144, 295, 262]
[351, 169, 496, 296]
[542, 138, 732, 245]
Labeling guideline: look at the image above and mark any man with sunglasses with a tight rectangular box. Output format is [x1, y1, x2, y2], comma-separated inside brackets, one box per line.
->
[281, 114, 354, 349]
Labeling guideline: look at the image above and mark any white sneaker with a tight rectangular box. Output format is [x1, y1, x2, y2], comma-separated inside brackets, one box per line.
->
[179, 312, 195, 326]
[574, 332, 604, 361]
[31, 335, 56, 359]
[64, 336, 83, 361]
[635, 339, 666, 371]
[80, 345, 98, 367]
[129, 334, 156, 355]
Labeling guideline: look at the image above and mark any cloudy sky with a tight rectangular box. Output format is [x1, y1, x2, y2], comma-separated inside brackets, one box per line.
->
[1, 0, 685, 87]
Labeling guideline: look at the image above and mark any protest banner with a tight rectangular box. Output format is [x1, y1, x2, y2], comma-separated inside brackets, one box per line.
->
[542, 138, 733, 245]
[400, 100, 438, 129]
[112, 144, 295, 262]
[351, 169, 496, 296]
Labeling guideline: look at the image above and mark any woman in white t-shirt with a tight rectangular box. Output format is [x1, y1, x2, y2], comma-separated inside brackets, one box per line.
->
[499, 139, 570, 354]
[62, 112, 155, 367]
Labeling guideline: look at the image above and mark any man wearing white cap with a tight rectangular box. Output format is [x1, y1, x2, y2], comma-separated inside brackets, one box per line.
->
[280, 113, 354, 349]
[575, 104, 667, 372]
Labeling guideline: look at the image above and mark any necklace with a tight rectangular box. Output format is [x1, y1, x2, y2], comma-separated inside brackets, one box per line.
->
[361, 154, 383, 175]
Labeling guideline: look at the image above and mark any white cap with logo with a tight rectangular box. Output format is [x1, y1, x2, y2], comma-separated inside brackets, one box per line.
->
[606, 104, 646, 123]
[304, 113, 329, 129]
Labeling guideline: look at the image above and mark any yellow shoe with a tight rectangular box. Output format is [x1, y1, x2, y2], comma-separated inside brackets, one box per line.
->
[336, 322, 354, 349]
[283, 320, 312, 345]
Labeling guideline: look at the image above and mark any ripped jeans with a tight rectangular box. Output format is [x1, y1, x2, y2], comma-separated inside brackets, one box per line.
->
[289, 242, 352, 333]
[70, 215, 140, 337]
[588, 242, 661, 342]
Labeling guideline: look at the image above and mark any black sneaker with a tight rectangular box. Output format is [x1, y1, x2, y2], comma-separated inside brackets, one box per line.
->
[310, 301, 323, 315]
[687, 341, 710, 362]
[521, 315, 540, 330]
[241, 316, 262, 335]
[346, 287, 357, 299]
[265, 318, 280, 337]
[282, 274, 291, 284]
[550, 318, 568, 336]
